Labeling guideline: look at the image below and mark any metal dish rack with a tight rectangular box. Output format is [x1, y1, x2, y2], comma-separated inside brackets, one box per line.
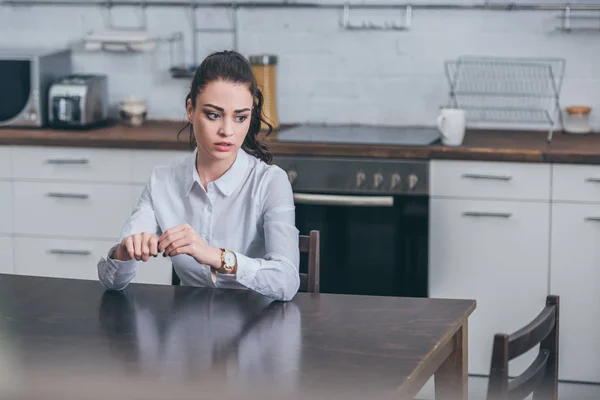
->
[444, 56, 566, 142]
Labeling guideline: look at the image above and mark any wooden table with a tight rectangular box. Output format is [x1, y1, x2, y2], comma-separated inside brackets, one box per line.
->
[0, 274, 475, 400]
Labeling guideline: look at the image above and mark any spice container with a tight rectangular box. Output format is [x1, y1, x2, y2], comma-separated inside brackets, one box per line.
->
[564, 105, 592, 134]
[249, 54, 279, 131]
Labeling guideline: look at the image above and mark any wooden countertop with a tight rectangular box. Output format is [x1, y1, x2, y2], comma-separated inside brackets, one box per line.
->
[1, 120, 600, 164]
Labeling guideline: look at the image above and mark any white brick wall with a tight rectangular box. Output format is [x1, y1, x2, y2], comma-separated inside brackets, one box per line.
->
[1, 2, 599, 129]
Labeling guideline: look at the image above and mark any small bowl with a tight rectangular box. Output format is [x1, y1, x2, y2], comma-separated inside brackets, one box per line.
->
[119, 99, 147, 127]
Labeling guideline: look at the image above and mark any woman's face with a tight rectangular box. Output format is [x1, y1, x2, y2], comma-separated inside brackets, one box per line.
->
[187, 79, 253, 163]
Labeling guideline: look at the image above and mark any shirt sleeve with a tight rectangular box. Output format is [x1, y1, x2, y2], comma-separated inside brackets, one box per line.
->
[235, 167, 300, 301]
[97, 175, 160, 291]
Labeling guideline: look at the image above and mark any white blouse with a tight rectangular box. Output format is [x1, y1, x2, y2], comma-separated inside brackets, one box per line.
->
[97, 148, 300, 301]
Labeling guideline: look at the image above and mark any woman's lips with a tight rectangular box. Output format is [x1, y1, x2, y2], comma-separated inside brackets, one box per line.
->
[214, 142, 233, 152]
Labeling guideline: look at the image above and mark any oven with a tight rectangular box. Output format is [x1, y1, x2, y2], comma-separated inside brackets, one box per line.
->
[273, 155, 429, 298]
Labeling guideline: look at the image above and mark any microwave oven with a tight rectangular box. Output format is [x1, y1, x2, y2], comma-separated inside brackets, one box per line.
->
[0, 48, 72, 128]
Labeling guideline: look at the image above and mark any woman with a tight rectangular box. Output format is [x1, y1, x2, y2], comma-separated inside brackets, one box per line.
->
[97, 50, 300, 301]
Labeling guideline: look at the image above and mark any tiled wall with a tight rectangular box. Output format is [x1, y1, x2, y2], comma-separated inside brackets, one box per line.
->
[1, 1, 599, 129]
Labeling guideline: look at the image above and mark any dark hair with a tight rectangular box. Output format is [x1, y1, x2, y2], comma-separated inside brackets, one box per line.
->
[177, 50, 273, 164]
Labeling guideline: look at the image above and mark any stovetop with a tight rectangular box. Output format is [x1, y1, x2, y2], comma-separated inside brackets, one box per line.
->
[275, 125, 441, 146]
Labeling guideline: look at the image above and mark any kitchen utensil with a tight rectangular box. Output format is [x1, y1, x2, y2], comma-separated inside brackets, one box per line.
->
[249, 54, 279, 131]
[564, 105, 592, 134]
[437, 108, 466, 146]
[119, 98, 147, 127]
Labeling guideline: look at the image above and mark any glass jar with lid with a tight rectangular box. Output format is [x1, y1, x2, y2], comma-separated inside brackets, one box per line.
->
[564, 105, 592, 134]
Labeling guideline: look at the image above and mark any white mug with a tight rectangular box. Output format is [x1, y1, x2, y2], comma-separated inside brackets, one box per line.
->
[437, 108, 466, 146]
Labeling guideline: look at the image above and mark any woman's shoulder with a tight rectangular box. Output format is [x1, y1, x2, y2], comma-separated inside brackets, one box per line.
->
[146, 152, 192, 187]
[246, 152, 287, 184]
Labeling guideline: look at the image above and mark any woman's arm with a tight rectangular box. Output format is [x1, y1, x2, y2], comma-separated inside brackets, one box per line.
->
[97, 177, 160, 291]
[233, 167, 300, 301]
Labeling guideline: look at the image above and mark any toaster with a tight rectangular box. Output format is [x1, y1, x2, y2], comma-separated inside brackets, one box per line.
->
[48, 74, 109, 128]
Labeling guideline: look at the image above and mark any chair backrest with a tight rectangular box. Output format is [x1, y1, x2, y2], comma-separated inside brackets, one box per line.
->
[487, 295, 560, 400]
[298, 230, 320, 294]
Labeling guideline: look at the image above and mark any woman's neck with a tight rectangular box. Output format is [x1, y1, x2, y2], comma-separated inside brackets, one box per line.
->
[195, 150, 236, 190]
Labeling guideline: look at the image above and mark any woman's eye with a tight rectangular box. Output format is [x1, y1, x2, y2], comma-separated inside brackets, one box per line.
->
[236, 115, 248, 122]
[205, 112, 220, 120]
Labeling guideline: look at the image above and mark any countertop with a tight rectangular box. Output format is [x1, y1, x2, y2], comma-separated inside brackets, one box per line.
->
[1, 120, 600, 164]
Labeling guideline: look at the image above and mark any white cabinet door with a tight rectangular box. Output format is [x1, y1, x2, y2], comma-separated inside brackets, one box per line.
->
[13, 237, 115, 281]
[429, 198, 550, 376]
[550, 203, 600, 383]
[0, 236, 14, 274]
[12, 146, 131, 183]
[132, 255, 173, 286]
[0, 146, 10, 179]
[13, 181, 131, 240]
[0, 182, 11, 234]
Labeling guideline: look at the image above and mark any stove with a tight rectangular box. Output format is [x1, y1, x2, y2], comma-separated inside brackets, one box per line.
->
[275, 124, 441, 146]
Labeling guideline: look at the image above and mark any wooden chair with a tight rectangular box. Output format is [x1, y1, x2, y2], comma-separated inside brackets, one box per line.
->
[171, 230, 321, 294]
[298, 230, 320, 294]
[487, 295, 560, 400]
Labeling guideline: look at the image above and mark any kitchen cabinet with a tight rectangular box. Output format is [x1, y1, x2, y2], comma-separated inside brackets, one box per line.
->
[429, 196, 550, 376]
[549, 163, 600, 384]
[550, 203, 600, 383]
[0, 237, 13, 275]
[12, 146, 131, 183]
[3, 145, 188, 286]
[13, 181, 130, 240]
[0, 146, 10, 179]
[0, 182, 11, 235]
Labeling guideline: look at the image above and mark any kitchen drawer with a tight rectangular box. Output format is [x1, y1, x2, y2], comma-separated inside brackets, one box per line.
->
[132, 255, 173, 285]
[0, 236, 14, 274]
[430, 160, 551, 201]
[131, 149, 189, 184]
[14, 237, 113, 281]
[0, 182, 11, 234]
[552, 164, 600, 203]
[14, 182, 132, 240]
[12, 146, 131, 183]
[0, 146, 11, 179]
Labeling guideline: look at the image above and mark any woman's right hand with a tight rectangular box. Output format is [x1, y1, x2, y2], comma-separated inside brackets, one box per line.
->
[113, 232, 159, 262]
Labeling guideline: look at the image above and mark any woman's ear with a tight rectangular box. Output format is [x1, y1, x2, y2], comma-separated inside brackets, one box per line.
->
[186, 98, 194, 122]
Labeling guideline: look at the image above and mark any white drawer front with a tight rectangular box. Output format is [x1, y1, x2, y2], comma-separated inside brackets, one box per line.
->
[0, 236, 14, 274]
[14, 182, 132, 240]
[12, 146, 131, 183]
[14, 237, 113, 281]
[552, 164, 600, 203]
[0, 146, 11, 179]
[430, 160, 551, 201]
[0, 182, 11, 234]
[131, 149, 189, 184]
[133, 255, 173, 285]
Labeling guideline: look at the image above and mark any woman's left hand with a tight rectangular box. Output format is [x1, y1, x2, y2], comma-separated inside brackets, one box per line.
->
[157, 224, 221, 268]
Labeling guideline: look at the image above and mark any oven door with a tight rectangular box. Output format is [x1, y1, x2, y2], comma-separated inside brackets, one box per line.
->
[294, 192, 428, 298]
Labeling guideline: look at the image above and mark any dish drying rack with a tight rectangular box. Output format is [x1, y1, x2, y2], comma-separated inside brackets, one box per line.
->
[444, 56, 566, 142]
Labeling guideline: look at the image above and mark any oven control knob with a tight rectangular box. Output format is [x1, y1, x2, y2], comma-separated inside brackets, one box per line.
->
[408, 174, 419, 190]
[287, 169, 298, 185]
[356, 171, 366, 188]
[390, 173, 401, 189]
[373, 172, 384, 189]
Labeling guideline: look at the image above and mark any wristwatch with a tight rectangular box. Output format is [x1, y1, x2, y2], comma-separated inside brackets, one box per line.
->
[220, 248, 237, 274]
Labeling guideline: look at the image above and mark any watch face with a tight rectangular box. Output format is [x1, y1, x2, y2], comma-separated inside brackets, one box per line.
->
[224, 251, 236, 267]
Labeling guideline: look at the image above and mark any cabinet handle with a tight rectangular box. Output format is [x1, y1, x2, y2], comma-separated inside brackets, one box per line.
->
[48, 249, 91, 256]
[45, 158, 89, 165]
[461, 173, 512, 181]
[585, 178, 600, 183]
[46, 192, 89, 200]
[585, 217, 600, 222]
[463, 211, 512, 218]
